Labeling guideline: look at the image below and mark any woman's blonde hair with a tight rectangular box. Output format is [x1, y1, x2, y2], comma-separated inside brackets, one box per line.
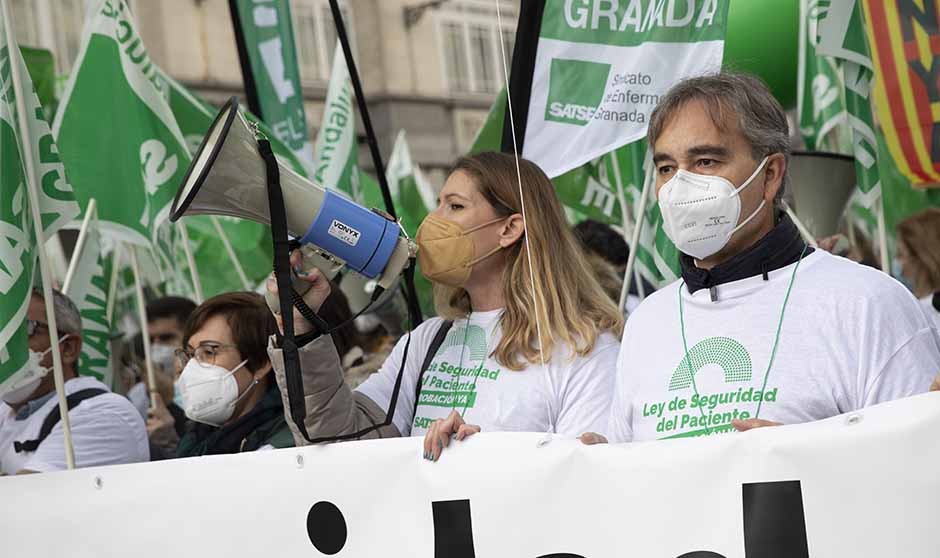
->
[435, 152, 624, 370]
[897, 208, 940, 296]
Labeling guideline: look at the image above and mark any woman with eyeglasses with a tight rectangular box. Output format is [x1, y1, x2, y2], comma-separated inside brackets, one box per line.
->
[148, 292, 295, 457]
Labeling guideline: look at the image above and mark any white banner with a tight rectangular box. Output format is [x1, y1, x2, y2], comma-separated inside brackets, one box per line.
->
[2, 393, 939, 557]
[523, 1, 730, 178]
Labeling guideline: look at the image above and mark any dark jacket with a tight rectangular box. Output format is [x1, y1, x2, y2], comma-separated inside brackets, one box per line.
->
[176, 381, 294, 457]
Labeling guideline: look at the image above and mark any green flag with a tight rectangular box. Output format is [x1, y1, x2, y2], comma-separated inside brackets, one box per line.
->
[0, 58, 35, 395]
[53, 0, 189, 248]
[0, 10, 81, 395]
[384, 130, 435, 316]
[21, 47, 55, 123]
[797, 0, 848, 153]
[63, 210, 114, 385]
[815, 0, 884, 260]
[816, 1, 880, 198]
[607, 141, 680, 287]
[386, 130, 436, 237]
[164, 73, 308, 298]
[312, 40, 361, 200]
[230, 0, 313, 172]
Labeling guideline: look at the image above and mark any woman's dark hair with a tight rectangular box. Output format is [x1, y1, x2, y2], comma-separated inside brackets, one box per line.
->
[182, 292, 277, 372]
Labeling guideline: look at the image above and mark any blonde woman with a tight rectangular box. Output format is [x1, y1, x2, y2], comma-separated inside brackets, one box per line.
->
[266, 152, 623, 458]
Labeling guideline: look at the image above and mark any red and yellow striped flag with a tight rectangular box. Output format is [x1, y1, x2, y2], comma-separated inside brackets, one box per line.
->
[861, 1, 940, 186]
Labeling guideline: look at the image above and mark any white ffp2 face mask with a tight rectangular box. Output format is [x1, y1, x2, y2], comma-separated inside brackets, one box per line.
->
[178, 358, 254, 427]
[1, 335, 72, 405]
[658, 157, 769, 260]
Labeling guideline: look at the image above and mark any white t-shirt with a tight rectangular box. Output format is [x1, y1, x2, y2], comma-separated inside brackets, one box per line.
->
[0, 376, 150, 474]
[357, 309, 620, 436]
[608, 251, 940, 442]
[917, 296, 940, 333]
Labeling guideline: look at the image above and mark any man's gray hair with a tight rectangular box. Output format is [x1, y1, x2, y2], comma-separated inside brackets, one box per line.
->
[647, 72, 791, 200]
[32, 287, 82, 335]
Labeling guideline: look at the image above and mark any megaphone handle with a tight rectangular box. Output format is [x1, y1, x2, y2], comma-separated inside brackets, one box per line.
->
[264, 270, 314, 316]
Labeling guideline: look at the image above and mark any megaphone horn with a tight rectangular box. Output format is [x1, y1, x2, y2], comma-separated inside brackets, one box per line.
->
[170, 97, 414, 294]
[784, 151, 857, 239]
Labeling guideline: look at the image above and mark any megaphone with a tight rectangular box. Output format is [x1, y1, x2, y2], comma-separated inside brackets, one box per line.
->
[170, 97, 414, 301]
[784, 151, 857, 239]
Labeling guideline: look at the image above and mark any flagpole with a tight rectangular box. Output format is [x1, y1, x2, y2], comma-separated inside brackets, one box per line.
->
[619, 158, 654, 311]
[62, 198, 97, 294]
[129, 247, 158, 412]
[176, 220, 204, 303]
[876, 193, 890, 273]
[210, 216, 252, 290]
[326, 0, 423, 327]
[2, 0, 75, 469]
[105, 246, 123, 327]
[782, 202, 820, 248]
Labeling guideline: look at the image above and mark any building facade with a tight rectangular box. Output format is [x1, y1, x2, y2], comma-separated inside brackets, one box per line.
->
[12, 0, 518, 187]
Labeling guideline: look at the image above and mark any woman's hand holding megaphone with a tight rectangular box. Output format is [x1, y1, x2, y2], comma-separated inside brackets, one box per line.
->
[266, 249, 333, 336]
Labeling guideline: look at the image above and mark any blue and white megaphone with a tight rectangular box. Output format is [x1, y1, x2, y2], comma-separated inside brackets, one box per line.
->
[169, 97, 415, 306]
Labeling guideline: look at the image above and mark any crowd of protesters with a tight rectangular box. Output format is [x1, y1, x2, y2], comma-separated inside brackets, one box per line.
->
[2, 72, 939, 474]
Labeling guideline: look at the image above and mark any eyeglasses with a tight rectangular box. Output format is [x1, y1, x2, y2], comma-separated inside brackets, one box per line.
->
[175, 343, 240, 368]
[26, 320, 47, 337]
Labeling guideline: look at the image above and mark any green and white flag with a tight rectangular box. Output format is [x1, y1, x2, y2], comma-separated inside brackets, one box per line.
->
[383, 130, 435, 315]
[386, 130, 436, 237]
[230, 0, 313, 172]
[164, 73, 307, 298]
[815, 0, 880, 200]
[312, 40, 361, 200]
[0, 4, 82, 395]
[814, 0, 883, 254]
[523, 0, 731, 177]
[798, 0, 848, 153]
[607, 141, 680, 287]
[63, 210, 114, 386]
[53, 0, 189, 248]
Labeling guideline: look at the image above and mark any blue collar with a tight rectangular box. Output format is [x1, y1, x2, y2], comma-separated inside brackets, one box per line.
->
[15, 390, 56, 421]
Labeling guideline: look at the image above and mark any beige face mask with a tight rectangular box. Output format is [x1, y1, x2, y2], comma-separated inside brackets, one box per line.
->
[416, 215, 507, 287]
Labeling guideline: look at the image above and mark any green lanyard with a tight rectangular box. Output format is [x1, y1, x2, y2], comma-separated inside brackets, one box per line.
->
[677, 244, 807, 433]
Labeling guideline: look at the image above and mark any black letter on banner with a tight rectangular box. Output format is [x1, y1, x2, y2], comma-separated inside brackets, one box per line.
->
[742, 481, 810, 558]
[306, 501, 347, 555]
[676, 553, 726, 558]
[433, 500, 476, 558]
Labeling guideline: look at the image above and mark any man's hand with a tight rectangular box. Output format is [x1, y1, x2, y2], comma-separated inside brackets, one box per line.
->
[930, 373, 939, 392]
[423, 410, 480, 462]
[732, 418, 782, 432]
[266, 249, 332, 336]
[578, 432, 608, 445]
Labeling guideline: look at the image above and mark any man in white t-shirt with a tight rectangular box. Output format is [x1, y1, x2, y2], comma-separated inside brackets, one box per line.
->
[585, 73, 940, 444]
[0, 289, 148, 474]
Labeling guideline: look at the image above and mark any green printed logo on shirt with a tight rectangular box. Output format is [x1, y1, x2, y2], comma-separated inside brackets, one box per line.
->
[669, 336, 752, 390]
[412, 323, 502, 431]
[641, 336, 779, 440]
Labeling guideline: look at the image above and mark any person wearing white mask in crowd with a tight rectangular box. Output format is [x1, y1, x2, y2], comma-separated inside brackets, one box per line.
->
[0, 289, 148, 474]
[266, 151, 623, 461]
[582, 72, 940, 444]
[146, 292, 294, 457]
[127, 296, 196, 416]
